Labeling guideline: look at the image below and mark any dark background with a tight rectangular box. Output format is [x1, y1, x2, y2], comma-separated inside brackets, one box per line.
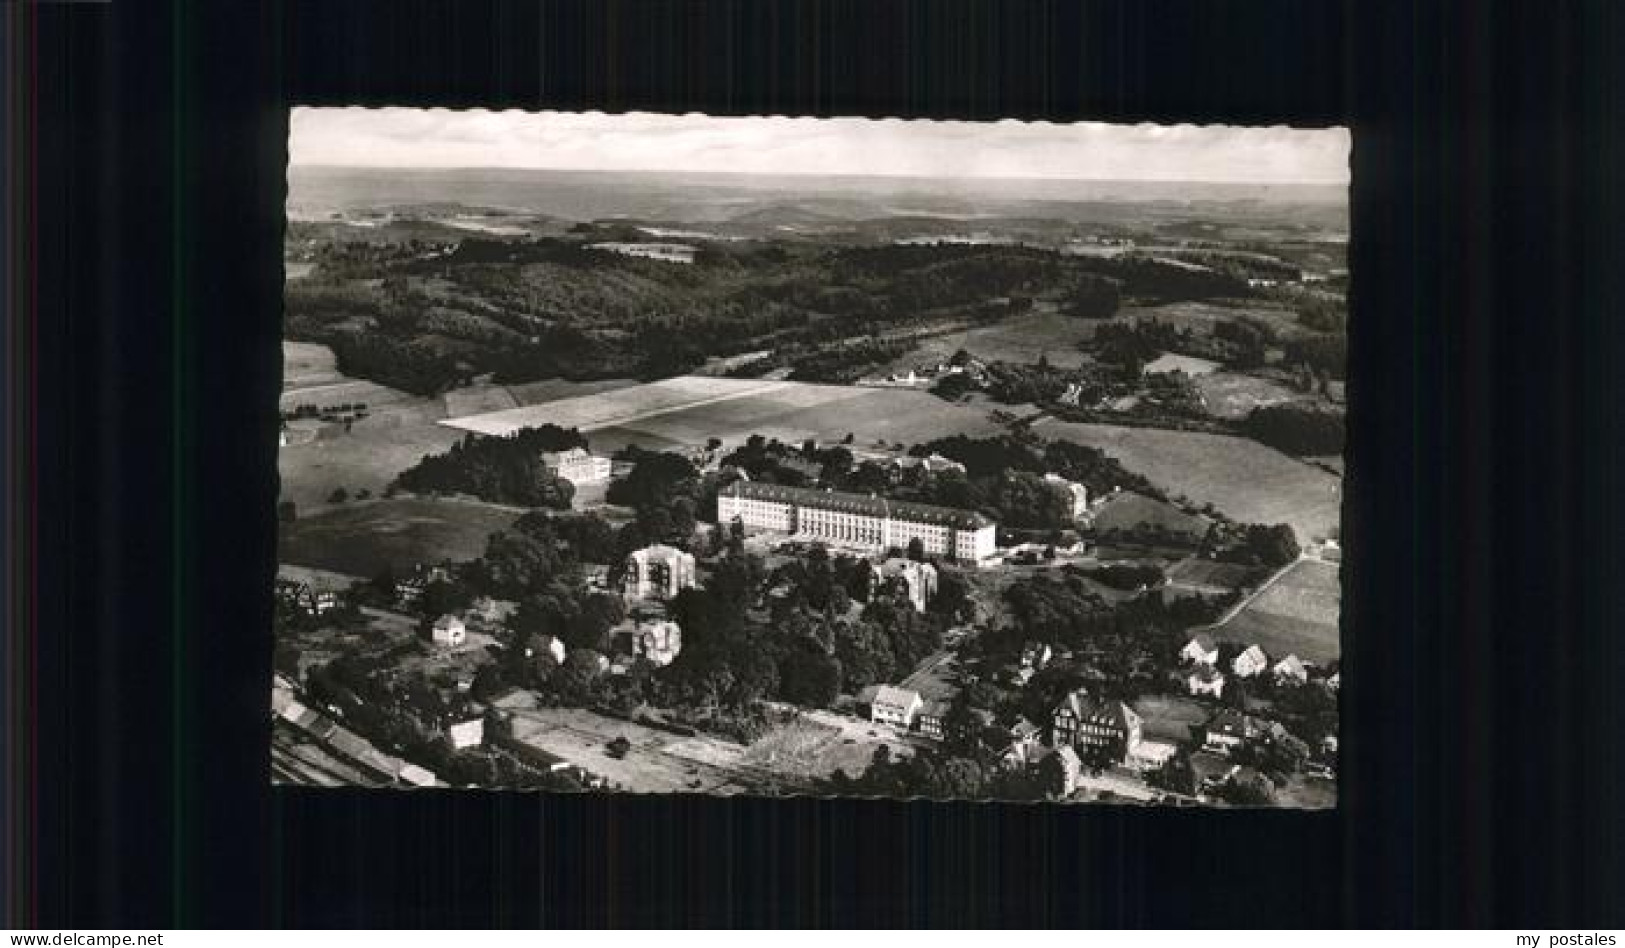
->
[20, 0, 1624, 928]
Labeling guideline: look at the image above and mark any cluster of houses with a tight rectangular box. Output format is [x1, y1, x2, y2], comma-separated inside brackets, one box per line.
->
[1178, 632, 1338, 699]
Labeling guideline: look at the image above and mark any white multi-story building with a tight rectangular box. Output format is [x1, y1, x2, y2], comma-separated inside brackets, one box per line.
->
[717, 481, 996, 565]
[871, 558, 939, 613]
[622, 544, 697, 601]
[541, 447, 612, 485]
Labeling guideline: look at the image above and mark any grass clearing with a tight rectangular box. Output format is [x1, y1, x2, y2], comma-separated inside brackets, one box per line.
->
[278, 497, 523, 576]
[1035, 419, 1342, 543]
[1194, 372, 1304, 419]
[1131, 694, 1209, 745]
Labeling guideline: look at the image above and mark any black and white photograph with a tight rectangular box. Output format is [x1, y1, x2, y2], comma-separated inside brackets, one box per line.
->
[273, 107, 1347, 806]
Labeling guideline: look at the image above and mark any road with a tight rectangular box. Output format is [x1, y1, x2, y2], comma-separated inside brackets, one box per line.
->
[1204, 555, 1305, 629]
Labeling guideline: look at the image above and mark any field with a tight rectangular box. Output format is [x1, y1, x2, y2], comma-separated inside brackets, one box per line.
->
[443, 375, 1004, 456]
[1124, 300, 1313, 342]
[442, 384, 519, 417]
[1145, 352, 1221, 376]
[1089, 491, 1213, 540]
[1165, 558, 1257, 591]
[279, 497, 523, 576]
[1034, 419, 1341, 543]
[879, 306, 1101, 371]
[1194, 372, 1304, 420]
[1131, 694, 1209, 745]
[280, 343, 467, 511]
[1211, 558, 1341, 664]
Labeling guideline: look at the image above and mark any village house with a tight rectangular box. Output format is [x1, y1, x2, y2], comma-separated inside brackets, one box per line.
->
[622, 544, 697, 601]
[1203, 710, 1264, 756]
[616, 619, 683, 667]
[917, 700, 952, 740]
[1186, 663, 1227, 698]
[275, 565, 349, 615]
[1272, 654, 1309, 687]
[430, 614, 466, 648]
[1326, 669, 1341, 692]
[870, 685, 925, 729]
[1231, 644, 1270, 679]
[871, 557, 939, 613]
[1051, 688, 1143, 761]
[1000, 717, 1044, 769]
[1180, 632, 1220, 666]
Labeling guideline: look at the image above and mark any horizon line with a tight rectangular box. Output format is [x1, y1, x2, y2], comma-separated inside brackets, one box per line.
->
[287, 163, 1349, 188]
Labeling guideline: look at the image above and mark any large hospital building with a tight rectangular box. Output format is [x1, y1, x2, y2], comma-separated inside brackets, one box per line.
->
[717, 481, 997, 565]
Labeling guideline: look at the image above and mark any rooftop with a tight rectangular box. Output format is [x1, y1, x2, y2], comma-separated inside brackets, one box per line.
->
[726, 480, 994, 530]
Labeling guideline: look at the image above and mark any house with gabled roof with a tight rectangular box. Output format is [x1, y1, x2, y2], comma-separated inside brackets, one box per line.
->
[1231, 644, 1270, 678]
[1186, 663, 1226, 698]
[870, 685, 924, 729]
[1051, 688, 1143, 762]
[1272, 653, 1309, 686]
[1181, 632, 1219, 666]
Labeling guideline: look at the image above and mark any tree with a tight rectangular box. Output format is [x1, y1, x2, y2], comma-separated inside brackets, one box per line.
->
[777, 646, 842, 708]
[907, 537, 926, 562]
[277, 500, 298, 524]
[327, 487, 349, 504]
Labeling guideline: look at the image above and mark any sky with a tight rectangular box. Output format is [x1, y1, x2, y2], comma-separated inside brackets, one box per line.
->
[290, 108, 1349, 185]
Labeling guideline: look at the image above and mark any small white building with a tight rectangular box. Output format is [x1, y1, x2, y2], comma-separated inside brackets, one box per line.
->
[622, 544, 697, 601]
[431, 614, 466, 648]
[1186, 664, 1226, 698]
[447, 717, 485, 750]
[872, 558, 939, 613]
[870, 685, 924, 729]
[1232, 644, 1270, 679]
[1180, 633, 1219, 666]
[1272, 654, 1309, 687]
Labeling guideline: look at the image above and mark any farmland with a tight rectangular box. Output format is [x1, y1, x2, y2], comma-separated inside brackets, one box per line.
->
[1034, 419, 1341, 543]
[442, 375, 1005, 455]
[1210, 558, 1341, 664]
[1195, 371, 1304, 419]
[876, 306, 1102, 372]
[278, 496, 523, 577]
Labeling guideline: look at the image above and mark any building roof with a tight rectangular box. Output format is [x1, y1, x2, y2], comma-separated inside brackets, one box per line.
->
[919, 699, 952, 720]
[873, 685, 923, 711]
[1185, 632, 1218, 653]
[1056, 689, 1139, 731]
[725, 480, 993, 531]
[629, 543, 693, 564]
[276, 563, 359, 593]
[433, 614, 463, 629]
[1273, 654, 1308, 676]
[540, 447, 592, 465]
[1188, 664, 1225, 684]
[1236, 644, 1269, 666]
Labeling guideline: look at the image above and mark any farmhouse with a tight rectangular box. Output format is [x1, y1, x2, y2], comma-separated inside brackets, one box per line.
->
[540, 446, 612, 485]
[622, 544, 696, 601]
[275, 564, 351, 615]
[718, 480, 997, 565]
[1203, 710, 1263, 755]
[870, 685, 925, 729]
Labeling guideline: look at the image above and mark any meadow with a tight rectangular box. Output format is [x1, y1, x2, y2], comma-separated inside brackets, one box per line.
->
[1034, 418, 1342, 543]
[278, 497, 523, 577]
